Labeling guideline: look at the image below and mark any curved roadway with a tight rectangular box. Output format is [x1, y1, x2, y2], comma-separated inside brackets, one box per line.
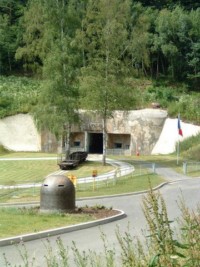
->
[0, 161, 200, 266]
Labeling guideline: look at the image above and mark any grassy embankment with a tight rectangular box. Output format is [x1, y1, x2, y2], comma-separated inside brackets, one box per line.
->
[0, 152, 163, 238]
[0, 152, 164, 203]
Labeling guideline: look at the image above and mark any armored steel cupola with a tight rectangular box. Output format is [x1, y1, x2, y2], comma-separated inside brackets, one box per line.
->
[40, 175, 75, 212]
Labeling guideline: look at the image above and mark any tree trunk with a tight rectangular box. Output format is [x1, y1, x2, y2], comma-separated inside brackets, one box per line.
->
[102, 116, 107, 166]
[65, 123, 71, 160]
[156, 54, 159, 79]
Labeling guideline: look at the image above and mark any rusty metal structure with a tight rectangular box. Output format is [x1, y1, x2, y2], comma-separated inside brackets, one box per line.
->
[40, 175, 75, 212]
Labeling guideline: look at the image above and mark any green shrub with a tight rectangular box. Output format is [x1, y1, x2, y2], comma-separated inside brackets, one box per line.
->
[0, 75, 40, 118]
[0, 145, 10, 155]
[179, 134, 200, 161]
[3, 188, 200, 267]
[168, 93, 200, 124]
[144, 86, 177, 108]
[180, 134, 200, 152]
[182, 144, 200, 161]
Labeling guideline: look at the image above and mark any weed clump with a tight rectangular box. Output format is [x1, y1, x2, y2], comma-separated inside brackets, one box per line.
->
[3, 189, 200, 266]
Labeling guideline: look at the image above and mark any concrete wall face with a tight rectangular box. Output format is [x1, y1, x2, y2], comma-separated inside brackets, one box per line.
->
[0, 114, 41, 151]
[41, 131, 58, 152]
[69, 109, 168, 155]
[107, 134, 130, 149]
[70, 132, 85, 150]
[1, 110, 200, 155]
[0, 109, 168, 155]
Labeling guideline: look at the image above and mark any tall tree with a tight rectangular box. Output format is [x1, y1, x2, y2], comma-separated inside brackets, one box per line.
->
[186, 8, 200, 85]
[153, 7, 192, 80]
[0, 0, 25, 74]
[15, 0, 47, 74]
[128, 3, 157, 77]
[39, 0, 83, 157]
[136, 0, 200, 10]
[77, 0, 133, 165]
[17, 0, 83, 157]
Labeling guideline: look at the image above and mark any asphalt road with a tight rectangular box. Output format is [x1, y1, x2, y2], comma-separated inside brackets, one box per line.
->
[0, 166, 200, 266]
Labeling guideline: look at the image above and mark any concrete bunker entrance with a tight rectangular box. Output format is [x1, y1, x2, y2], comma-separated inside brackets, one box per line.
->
[88, 133, 103, 154]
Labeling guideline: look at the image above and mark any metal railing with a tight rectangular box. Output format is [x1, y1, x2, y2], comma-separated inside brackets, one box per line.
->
[183, 161, 200, 176]
[106, 149, 131, 156]
[0, 163, 156, 203]
[76, 165, 155, 192]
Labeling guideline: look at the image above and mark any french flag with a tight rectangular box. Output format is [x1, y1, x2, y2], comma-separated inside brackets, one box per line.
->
[178, 115, 183, 136]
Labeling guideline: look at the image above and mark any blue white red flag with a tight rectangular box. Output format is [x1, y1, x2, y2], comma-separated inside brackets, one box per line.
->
[178, 115, 183, 136]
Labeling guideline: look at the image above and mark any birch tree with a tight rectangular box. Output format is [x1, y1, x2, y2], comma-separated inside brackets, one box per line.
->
[17, 0, 83, 157]
[77, 0, 131, 165]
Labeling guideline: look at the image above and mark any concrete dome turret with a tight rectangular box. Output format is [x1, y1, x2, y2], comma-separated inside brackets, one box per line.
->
[40, 175, 75, 212]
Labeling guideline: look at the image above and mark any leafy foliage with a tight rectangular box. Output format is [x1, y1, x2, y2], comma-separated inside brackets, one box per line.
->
[145, 86, 177, 107]
[168, 93, 200, 124]
[0, 0, 200, 151]
[2, 188, 200, 266]
[0, 75, 40, 118]
[77, 0, 135, 164]
[138, 0, 200, 10]
[0, 0, 25, 74]
[0, 145, 10, 154]
[18, 0, 83, 144]
[179, 133, 200, 161]
[1, 74, 200, 127]
[0, 0, 200, 86]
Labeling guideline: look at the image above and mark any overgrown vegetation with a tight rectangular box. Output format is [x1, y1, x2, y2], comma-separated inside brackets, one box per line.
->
[0, 1, 200, 124]
[0, 75, 200, 125]
[0, 145, 10, 155]
[168, 93, 200, 124]
[0, 76, 40, 118]
[0, 1, 199, 264]
[178, 133, 200, 161]
[3, 189, 200, 266]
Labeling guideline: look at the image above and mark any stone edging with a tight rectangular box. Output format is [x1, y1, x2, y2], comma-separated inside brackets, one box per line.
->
[0, 209, 126, 247]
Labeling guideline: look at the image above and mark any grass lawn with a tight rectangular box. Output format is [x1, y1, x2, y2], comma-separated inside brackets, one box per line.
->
[0, 173, 163, 238]
[0, 152, 57, 158]
[0, 153, 164, 203]
[0, 153, 170, 239]
[0, 157, 114, 186]
[0, 172, 164, 203]
[0, 206, 96, 239]
[64, 160, 115, 178]
[76, 173, 163, 197]
[110, 154, 200, 177]
[0, 159, 58, 185]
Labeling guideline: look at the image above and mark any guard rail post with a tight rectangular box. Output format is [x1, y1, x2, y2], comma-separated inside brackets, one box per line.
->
[183, 162, 187, 174]
[152, 163, 156, 173]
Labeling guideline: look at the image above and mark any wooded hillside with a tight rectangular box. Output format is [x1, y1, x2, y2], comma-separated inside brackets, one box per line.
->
[0, 0, 199, 84]
[0, 1, 200, 139]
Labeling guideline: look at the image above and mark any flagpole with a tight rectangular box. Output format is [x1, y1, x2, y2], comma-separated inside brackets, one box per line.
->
[177, 114, 179, 165]
[177, 113, 182, 165]
[177, 138, 180, 165]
